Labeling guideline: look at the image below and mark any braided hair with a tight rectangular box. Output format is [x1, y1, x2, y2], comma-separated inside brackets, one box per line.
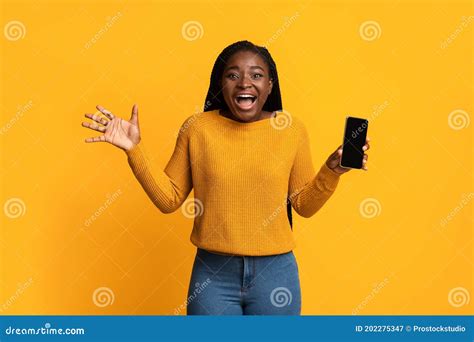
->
[203, 40, 293, 229]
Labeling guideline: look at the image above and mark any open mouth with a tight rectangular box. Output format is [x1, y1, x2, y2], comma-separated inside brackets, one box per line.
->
[234, 94, 257, 111]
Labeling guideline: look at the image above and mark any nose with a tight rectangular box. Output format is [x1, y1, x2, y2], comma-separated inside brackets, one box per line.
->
[237, 75, 252, 88]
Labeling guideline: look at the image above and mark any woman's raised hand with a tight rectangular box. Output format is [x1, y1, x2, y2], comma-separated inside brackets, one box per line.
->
[82, 104, 141, 151]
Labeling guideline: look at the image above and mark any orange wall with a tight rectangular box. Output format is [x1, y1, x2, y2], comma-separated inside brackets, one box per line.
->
[1, 0, 472, 315]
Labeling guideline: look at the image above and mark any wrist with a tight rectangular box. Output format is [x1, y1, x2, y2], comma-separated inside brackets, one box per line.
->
[125, 138, 141, 152]
[124, 142, 139, 153]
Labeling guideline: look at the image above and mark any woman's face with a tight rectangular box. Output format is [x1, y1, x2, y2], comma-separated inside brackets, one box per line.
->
[220, 50, 273, 122]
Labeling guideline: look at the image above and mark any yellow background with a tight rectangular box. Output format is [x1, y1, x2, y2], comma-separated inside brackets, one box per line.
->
[1, 0, 472, 315]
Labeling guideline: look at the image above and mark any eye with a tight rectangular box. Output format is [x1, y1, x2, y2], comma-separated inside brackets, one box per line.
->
[252, 73, 263, 79]
[226, 73, 238, 80]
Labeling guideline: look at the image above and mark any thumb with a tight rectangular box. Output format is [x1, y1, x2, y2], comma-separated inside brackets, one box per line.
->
[130, 104, 139, 126]
[330, 145, 342, 160]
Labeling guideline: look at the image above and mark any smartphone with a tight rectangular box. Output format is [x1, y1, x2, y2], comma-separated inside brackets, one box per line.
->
[340, 116, 369, 169]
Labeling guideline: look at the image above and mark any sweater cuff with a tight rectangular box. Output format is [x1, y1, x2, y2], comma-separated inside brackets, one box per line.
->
[317, 162, 341, 191]
[125, 142, 144, 159]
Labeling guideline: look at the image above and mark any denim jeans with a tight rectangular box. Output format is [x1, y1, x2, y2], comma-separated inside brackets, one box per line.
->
[186, 248, 301, 315]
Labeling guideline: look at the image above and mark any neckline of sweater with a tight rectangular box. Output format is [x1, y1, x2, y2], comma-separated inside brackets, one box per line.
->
[208, 109, 281, 130]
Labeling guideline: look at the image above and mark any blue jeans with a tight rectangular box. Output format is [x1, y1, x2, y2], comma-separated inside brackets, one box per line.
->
[186, 248, 301, 315]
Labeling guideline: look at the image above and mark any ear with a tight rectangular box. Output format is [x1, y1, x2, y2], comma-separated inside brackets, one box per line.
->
[268, 78, 273, 95]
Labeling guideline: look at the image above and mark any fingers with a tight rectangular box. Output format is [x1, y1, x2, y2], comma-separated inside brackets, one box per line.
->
[82, 105, 114, 144]
[130, 104, 139, 126]
[84, 135, 106, 143]
[362, 153, 368, 170]
[96, 105, 115, 120]
[82, 121, 106, 133]
[363, 137, 371, 151]
[84, 113, 109, 126]
[363, 137, 370, 170]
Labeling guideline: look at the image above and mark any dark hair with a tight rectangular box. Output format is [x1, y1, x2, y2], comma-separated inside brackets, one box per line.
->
[203, 40, 293, 229]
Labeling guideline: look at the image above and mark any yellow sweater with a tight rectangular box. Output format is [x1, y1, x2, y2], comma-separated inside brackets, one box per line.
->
[125, 109, 341, 256]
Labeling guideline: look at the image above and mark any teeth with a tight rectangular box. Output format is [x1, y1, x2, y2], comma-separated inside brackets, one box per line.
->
[236, 94, 255, 98]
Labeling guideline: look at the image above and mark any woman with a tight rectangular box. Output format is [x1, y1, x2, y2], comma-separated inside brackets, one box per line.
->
[81, 40, 370, 315]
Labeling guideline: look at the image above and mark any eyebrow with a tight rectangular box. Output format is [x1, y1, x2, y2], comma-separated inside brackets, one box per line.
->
[225, 65, 265, 72]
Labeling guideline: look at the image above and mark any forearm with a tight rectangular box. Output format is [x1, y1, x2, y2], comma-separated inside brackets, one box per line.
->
[126, 142, 188, 213]
[290, 162, 341, 218]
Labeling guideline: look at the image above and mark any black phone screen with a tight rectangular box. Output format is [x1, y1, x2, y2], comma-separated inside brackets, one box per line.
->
[340, 117, 369, 169]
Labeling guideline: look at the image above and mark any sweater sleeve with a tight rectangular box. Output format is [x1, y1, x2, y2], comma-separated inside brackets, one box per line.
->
[125, 117, 194, 213]
[288, 121, 341, 218]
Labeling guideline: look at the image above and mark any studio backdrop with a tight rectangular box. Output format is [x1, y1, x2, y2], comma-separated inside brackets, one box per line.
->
[0, 0, 472, 315]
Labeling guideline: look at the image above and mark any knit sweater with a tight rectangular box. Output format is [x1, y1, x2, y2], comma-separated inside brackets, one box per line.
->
[125, 109, 341, 256]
